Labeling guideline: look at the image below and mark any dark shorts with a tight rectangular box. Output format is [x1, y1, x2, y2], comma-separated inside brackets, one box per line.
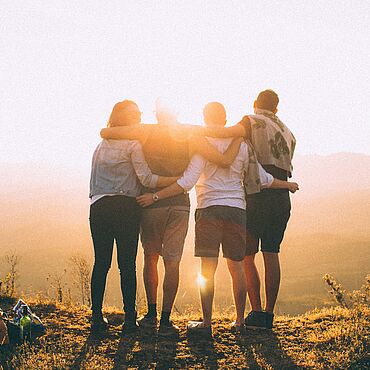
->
[246, 190, 291, 254]
[195, 206, 247, 261]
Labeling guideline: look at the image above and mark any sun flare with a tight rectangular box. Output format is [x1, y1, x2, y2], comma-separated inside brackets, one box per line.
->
[196, 272, 207, 289]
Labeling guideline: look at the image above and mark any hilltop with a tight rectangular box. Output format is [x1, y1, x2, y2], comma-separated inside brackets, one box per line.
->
[0, 298, 369, 369]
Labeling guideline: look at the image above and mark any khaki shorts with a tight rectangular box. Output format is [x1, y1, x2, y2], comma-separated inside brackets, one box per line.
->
[140, 205, 190, 262]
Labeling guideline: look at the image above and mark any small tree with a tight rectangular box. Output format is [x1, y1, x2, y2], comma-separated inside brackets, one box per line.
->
[323, 273, 370, 309]
[69, 253, 91, 306]
[2, 250, 21, 297]
[46, 269, 67, 304]
[323, 273, 348, 308]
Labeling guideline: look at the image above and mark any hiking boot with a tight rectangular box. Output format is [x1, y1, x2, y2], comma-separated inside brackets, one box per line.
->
[265, 312, 274, 330]
[91, 316, 109, 332]
[245, 311, 267, 330]
[231, 321, 246, 335]
[138, 314, 158, 329]
[187, 321, 212, 339]
[158, 320, 180, 338]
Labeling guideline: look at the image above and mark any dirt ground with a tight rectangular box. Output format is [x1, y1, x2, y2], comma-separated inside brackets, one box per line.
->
[0, 299, 369, 369]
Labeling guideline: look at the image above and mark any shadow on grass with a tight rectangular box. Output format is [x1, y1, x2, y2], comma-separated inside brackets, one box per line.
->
[69, 331, 107, 370]
[155, 336, 179, 369]
[0, 341, 18, 369]
[237, 330, 300, 369]
[112, 330, 179, 370]
[187, 336, 218, 369]
[112, 336, 138, 369]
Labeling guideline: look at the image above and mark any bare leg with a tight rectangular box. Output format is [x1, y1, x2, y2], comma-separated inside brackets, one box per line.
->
[199, 257, 218, 327]
[143, 254, 159, 305]
[226, 259, 246, 325]
[243, 254, 262, 312]
[262, 252, 281, 313]
[162, 259, 180, 312]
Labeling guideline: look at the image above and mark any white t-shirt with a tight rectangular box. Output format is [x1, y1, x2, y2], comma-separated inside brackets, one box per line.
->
[177, 138, 273, 210]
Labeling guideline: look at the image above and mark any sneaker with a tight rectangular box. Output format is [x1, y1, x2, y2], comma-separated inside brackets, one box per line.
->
[137, 314, 158, 329]
[231, 321, 246, 335]
[121, 320, 139, 335]
[244, 311, 267, 330]
[265, 312, 274, 330]
[187, 321, 212, 339]
[158, 320, 180, 338]
[91, 316, 109, 332]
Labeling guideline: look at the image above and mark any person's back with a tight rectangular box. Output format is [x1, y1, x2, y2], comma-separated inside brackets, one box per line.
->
[90, 139, 157, 200]
[88, 100, 177, 335]
[143, 125, 190, 177]
[243, 90, 296, 330]
[245, 90, 295, 180]
[142, 119, 191, 207]
[183, 103, 272, 335]
[249, 111, 294, 180]
[138, 112, 193, 337]
[194, 138, 249, 209]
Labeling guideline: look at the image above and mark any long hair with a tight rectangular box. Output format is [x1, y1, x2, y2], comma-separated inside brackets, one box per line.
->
[107, 100, 138, 127]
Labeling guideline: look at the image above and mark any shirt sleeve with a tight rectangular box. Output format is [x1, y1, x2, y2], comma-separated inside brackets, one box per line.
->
[258, 163, 274, 188]
[130, 141, 159, 188]
[176, 154, 205, 192]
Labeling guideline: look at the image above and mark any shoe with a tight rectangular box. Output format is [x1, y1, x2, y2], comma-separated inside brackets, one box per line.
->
[265, 312, 274, 329]
[187, 321, 212, 339]
[137, 314, 158, 329]
[91, 316, 109, 332]
[121, 320, 139, 335]
[231, 321, 246, 335]
[158, 320, 180, 338]
[244, 311, 267, 330]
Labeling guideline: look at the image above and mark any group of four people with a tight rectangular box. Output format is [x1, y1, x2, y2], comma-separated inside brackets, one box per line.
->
[89, 89, 298, 338]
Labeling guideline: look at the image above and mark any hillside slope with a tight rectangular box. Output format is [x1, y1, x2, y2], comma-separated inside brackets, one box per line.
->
[0, 299, 369, 369]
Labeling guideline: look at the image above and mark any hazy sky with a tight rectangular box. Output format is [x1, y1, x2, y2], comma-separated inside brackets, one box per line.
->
[1, 1, 370, 171]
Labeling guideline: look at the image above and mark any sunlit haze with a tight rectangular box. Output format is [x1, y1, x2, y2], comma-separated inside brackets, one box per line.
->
[2, 1, 370, 172]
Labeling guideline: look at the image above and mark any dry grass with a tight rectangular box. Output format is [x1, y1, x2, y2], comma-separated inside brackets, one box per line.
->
[0, 298, 369, 369]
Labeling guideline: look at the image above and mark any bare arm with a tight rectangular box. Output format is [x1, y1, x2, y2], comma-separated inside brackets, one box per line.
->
[137, 182, 185, 207]
[193, 122, 246, 138]
[189, 137, 243, 168]
[100, 125, 149, 141]
[137, 155, 204, 207]
[270, 179, 299, 193]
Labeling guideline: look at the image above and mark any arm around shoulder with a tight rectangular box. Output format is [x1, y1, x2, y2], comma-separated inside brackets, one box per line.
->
[189, 137, 243, 168]
[100, 125, 148, 141]
[196, 123, 246, 139]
